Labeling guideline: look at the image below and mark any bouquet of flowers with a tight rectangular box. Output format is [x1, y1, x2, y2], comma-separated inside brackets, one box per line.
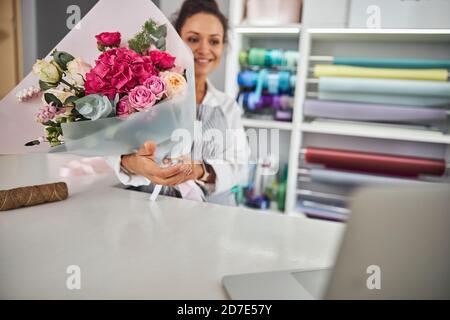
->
[0, 0, 195, 160]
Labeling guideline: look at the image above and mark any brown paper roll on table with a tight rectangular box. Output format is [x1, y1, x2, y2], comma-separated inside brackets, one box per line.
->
[0, 182, 68, 211]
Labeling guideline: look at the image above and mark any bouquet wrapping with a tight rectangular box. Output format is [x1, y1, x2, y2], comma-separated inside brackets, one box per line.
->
[0, 0, 195, 160]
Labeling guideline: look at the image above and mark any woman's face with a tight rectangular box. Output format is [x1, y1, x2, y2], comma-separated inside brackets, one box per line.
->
[180, 13, 225, 79]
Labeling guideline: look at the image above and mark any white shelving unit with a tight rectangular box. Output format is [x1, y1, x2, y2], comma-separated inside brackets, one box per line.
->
[225, 0, 302, 212]
[285, 28, 450, 214]
[225, 0, 303, 213]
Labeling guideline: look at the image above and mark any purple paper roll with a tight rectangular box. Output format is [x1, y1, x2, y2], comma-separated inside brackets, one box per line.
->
[304, 100, 448, 122]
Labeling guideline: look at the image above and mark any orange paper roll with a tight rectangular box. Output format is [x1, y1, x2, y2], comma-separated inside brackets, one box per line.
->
[0, 182, 68, 211]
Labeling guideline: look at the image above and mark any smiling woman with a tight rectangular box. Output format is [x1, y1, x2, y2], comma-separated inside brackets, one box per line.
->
[173, 0, 228, 104]
[112, 0, 250, 206]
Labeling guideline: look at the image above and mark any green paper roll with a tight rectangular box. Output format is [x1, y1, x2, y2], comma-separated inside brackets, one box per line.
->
[333, 57, 450, 69]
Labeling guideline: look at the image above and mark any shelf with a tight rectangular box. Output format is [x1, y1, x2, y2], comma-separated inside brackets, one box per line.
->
[299, 119, 450, 145]
[234, 24, 301, 36]
[308, 28, 450, 42]
[242, 118, 293, 130]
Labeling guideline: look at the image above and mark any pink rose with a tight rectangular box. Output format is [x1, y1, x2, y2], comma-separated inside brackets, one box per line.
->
[116, 96, 134, 119]
[128, 85, 156, 111]
[95, 32, 121, 48]
[143, 76, 166, 99]
[149, 50, 176, 70]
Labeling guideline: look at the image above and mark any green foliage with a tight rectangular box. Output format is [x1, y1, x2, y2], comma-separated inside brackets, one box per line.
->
[128, 19, 167, 54]
[39, 80, 58, 91]
[51, 50, 75, 71]
[44, 93, 63, 109]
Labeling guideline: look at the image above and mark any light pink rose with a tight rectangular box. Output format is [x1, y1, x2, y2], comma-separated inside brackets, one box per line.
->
[143, 76, 166, 99]
[160, 71, 187, 99]
[128, 85, 156, 111]
[116, 96, 134, 118]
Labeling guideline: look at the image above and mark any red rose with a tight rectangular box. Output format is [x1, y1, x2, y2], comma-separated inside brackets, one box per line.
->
[95, 32, 121, 48]
[149, 50, 176, 70]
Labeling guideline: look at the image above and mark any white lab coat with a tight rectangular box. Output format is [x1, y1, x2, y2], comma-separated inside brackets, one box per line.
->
[108, 79, 250, 205]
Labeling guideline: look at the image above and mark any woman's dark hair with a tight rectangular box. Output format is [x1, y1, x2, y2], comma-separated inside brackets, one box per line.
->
[173, 0, 229, 43]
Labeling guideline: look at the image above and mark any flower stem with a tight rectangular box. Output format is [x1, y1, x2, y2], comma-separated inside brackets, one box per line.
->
[59, 78, 82, 96]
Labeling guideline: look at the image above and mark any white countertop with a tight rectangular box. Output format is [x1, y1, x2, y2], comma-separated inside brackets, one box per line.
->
[0, 154, 344, 299]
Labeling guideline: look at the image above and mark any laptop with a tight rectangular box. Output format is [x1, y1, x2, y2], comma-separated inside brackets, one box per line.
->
[222, 184, 450, 299]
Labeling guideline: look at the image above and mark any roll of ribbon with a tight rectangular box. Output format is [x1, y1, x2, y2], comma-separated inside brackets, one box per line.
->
[243, 93, 294, 110]
[268, 49, 283, 66]
[267, 73, 279, 95]
[278, 71, 291, 92]
[0, 182, 68, 211]
[304, 147, 446, 177]
[240, 49, 300, 67]
[248, 48, 266, 67]
[238, 70, 296, 92]
[284, 50, 299, 68]
[239, 51, 248, 65]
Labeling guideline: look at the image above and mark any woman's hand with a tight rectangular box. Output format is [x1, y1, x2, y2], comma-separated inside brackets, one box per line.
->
[120, 141, 193, 186]
[163, 155, 216, 185]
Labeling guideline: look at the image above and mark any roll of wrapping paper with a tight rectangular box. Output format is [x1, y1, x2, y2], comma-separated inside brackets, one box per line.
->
[317, 91, 450, 107]
[319, 77, 450, 98]
[0, 182, 68, 211]
[303, 99, 449, 122]
[314, 64, 449, 81]
[333, 57, 450, 69]
[306, 168, 434, 187]
[299, 201, 349, 222]
[304, 147, 446, 177]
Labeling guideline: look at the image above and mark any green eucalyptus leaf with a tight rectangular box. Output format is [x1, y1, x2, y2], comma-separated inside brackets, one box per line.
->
[52, 50, 75, 71]
[25, 140, 40, 146]
[64, 96, 78, 105]
[44, 93, 63, 108]
[39, 80, 58, 90]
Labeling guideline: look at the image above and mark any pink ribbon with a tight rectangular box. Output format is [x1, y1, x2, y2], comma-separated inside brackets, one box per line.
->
[59, 157, 113, 177]
[177, 180, 205, 202]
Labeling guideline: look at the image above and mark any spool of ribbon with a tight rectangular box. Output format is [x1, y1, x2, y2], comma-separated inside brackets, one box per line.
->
[242, 93, 294, 110]
[239, 51, 248, 66]
[240, 48, 299, 68]
[284, 50, 299, 68]
[237, 70, 296, 93]
[248, 48, 266, 67]
[247, 69, 268, 110]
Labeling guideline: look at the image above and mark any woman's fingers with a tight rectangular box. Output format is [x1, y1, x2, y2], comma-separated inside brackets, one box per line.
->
[149, 172, 187, 187]
[136, 140, 157, 156]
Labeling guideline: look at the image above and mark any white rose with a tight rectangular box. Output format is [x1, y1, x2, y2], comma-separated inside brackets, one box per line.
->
[32, 59, 61, 83]
[67, 58, 92, 86]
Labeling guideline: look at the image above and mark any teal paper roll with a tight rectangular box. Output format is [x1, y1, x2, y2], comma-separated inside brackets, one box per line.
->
[318, 91, 450, 107]
[333, 57, 450, 69]
[319, 77, 450, 98]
